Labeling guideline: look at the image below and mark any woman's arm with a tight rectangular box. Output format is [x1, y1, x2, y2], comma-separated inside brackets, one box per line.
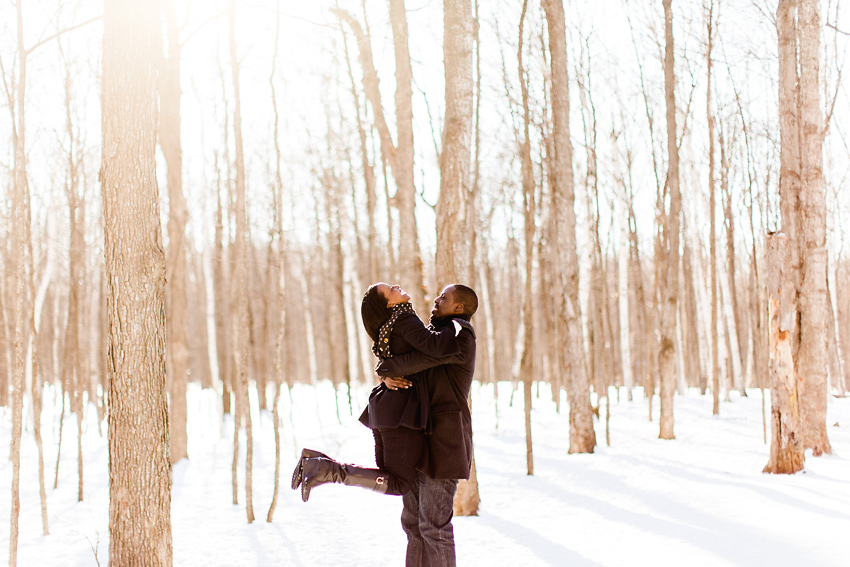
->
[377, 328, 472, 377]
[392, 312, 460, 359]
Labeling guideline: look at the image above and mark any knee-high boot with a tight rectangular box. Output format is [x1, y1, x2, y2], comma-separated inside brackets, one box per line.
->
[299, 456, 390, 502]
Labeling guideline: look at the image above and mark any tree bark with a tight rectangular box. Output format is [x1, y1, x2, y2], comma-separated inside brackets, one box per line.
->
[764, 234, 804, 474]
[658, 0, 681, 440]
[706, 0, 720, 413]
[102, 0, 173, 562]
[517, 0, 535, 476]
[389, 0, 427, 316]
[161, 0, 190, 465]
[542, 0, 596, 453]
[439, 0, 479, 516]
[796, 0, 831, 455]
[228, 0, 255, 522]
[9, 2, 29, 562]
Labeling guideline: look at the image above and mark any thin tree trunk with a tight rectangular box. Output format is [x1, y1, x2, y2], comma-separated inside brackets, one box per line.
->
[659, 0, 681, 440]
[9, 2, 29, 561]
[228, 0, 254, 522]
[161, 0, 189, 465]
[340, 24, 378, 284]
[706, 0, 720, 412]
[267, 0, 285, 524]
[517, 0, 535, 476]
[102, 0, 173, 561]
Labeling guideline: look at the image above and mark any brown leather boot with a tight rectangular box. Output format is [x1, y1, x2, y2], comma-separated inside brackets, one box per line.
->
[300, 457, 390, 502]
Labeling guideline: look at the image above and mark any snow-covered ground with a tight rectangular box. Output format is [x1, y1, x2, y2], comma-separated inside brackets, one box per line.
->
[2, 382, 849, 567]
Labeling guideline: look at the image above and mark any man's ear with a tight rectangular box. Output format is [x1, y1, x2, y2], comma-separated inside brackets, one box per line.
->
[454, 303, 464, 314]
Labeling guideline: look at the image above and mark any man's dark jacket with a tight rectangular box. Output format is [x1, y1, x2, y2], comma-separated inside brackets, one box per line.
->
[376, 316, 476, 480]
[359, 311, 459, 431]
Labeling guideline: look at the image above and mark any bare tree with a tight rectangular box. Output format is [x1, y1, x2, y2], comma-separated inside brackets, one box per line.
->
[658, 0, 681, 440]
[706, 0, 721, 414]
[102, 0, 173, 562]
[161, 0, 190, 465]
[439, 0, 479, 516]
[516, 0, 536, 476]
[266, 0, 285, 524]
[228, 0, 255, 522]
[796, 0, 831, 455]
[8, 1, 29, 561]
[333, 4, 427, 314]
[542, 0, 596, 453]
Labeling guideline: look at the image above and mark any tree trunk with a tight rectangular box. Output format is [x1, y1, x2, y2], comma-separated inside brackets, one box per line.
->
[796, 0, 831, 455]
[658, 0, 681, 440]
[439, 0, 479, 516]
[389, 0, 427, 316]
[763, 234, 804, 474]
[228, 0, 255, 522]
[9, 2, 29, 562]
[340, 25, 378, 284]
[213, 169, 232, 415]
[161, 0, 189, 465]
[706, 0, 720, 413]
[267, 0, 285, 523]
[102, 0, 173, 562]
[517, 0, 535, 476]
[542, 0, 596, 453]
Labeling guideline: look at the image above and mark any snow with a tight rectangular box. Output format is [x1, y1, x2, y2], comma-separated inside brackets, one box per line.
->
[2, 382, 849, 567]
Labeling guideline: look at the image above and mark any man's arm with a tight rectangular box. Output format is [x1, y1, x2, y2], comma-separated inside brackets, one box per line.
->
[377, 329, 472, 377]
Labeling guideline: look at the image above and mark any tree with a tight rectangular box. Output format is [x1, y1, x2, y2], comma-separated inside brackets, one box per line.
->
[542, 0, 596, 454]
[706, 0, 721, 415]
[795, 0, 831, 456]
[517, 0, 536, 476]
[102, 0, 173, 563]
[438, 0, 479, 516]
[658, 0, 681, 440]
[228, 0, 255, 522]
[769, 0, 832, 467]
[161, 0, 190, 465]
[333, 4, 427, 314]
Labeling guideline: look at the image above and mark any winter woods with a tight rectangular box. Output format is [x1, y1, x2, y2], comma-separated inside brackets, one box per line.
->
[2, 0, 850, 564]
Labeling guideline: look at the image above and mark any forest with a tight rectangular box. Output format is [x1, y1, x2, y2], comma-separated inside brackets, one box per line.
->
[1, 0, 849, 566]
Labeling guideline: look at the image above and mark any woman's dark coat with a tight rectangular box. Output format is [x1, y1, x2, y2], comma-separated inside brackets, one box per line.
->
[375, 316, 476, 480]
[358, 311, 459, 431]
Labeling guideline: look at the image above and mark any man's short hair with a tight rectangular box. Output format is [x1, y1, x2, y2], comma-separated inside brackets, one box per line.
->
[451, 284, 478, 317]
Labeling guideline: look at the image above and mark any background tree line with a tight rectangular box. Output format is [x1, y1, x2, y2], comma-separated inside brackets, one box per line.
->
[1, 0, 849, 564]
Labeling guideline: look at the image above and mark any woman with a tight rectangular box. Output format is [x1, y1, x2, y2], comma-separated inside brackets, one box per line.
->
[290, 282, 460, 502]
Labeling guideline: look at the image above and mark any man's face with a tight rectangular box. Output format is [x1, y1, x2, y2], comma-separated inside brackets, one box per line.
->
[431, 285, 460, 319]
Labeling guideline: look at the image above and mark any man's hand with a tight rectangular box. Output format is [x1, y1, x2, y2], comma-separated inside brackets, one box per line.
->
[383, 376, 412, 390]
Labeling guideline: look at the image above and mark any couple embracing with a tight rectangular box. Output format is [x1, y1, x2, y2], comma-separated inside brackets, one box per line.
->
[291, 282, 478, 567]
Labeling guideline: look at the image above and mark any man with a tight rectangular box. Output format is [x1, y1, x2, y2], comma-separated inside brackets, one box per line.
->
[377, 284, 478, 567]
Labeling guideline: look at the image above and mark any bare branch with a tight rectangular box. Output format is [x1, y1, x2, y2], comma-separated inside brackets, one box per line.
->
[26, 15, 102, 57]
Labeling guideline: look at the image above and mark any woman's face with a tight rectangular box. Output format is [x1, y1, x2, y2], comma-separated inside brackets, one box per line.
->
[377, 283, 410, 307]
